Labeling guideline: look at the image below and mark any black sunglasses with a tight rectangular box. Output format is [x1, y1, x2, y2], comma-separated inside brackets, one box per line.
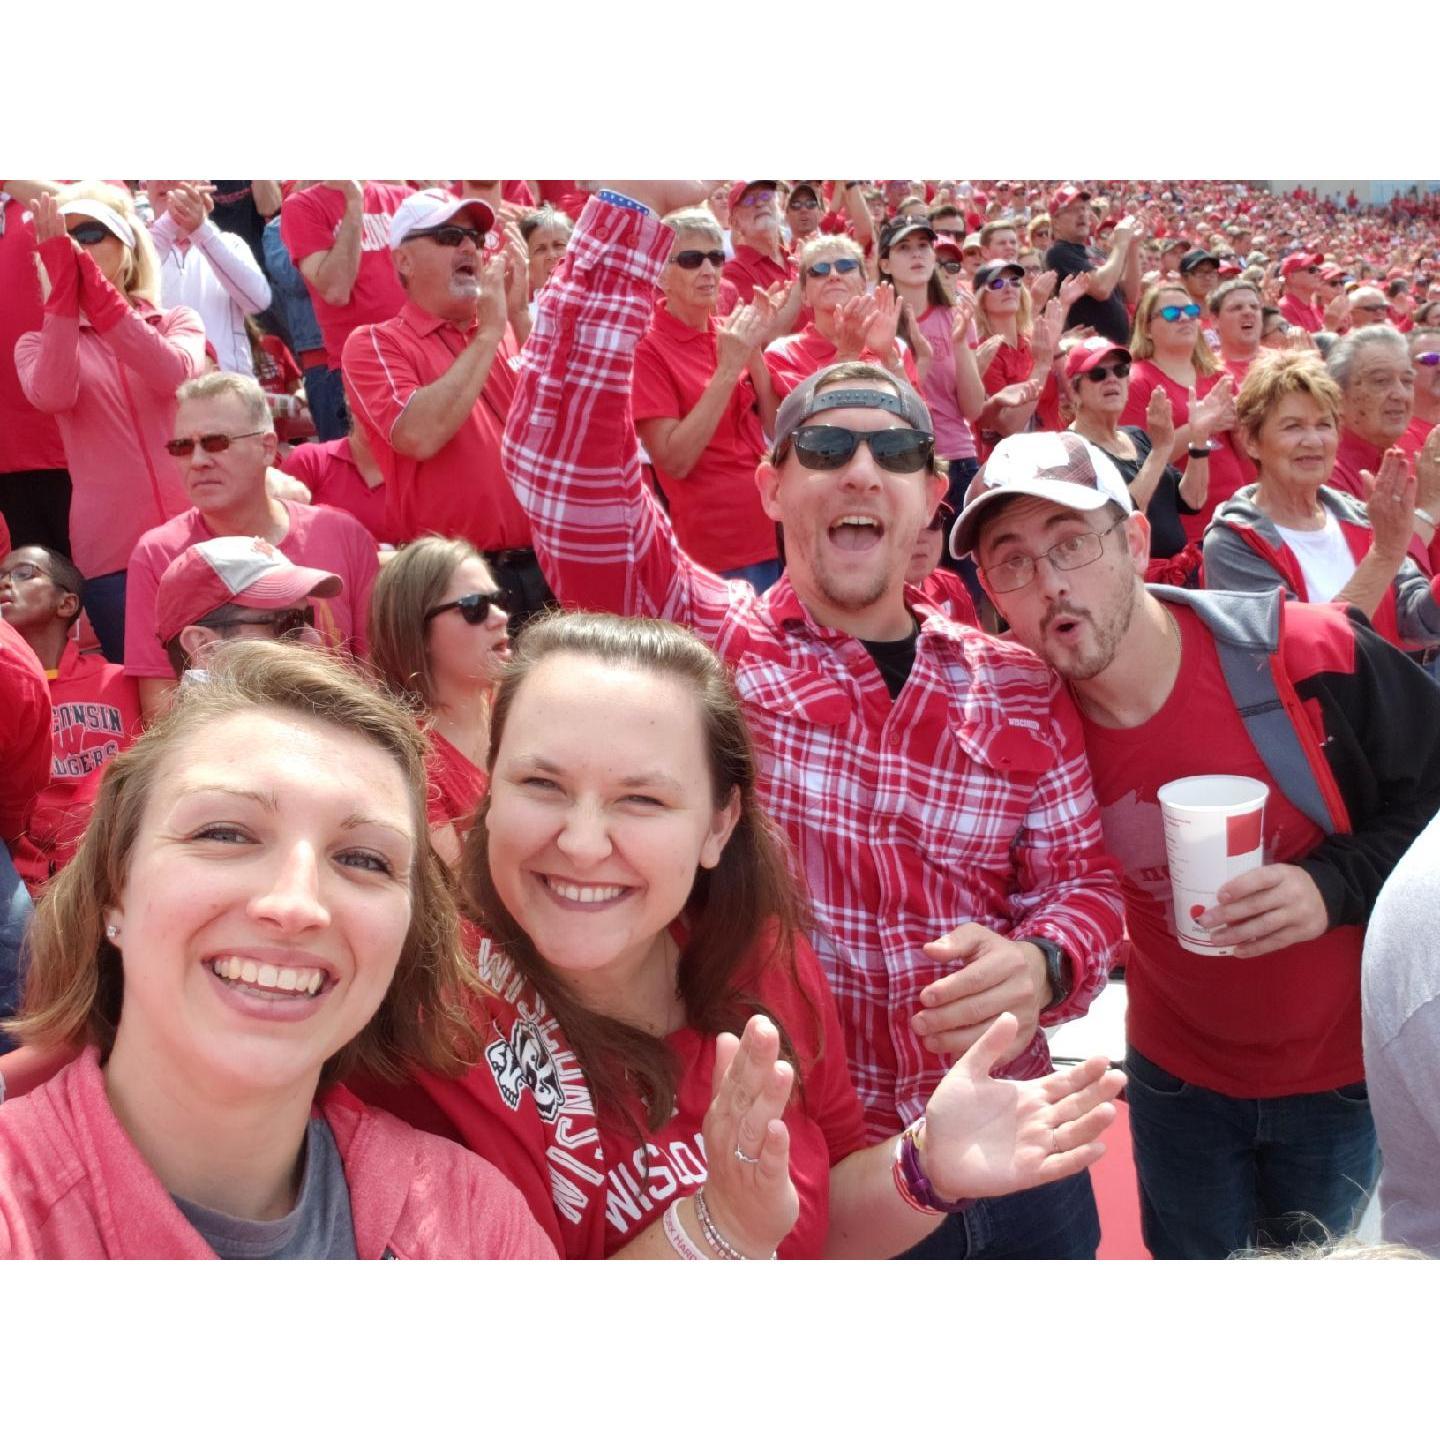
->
[410, 224, 487, 247]
[672, 249, 726, 270]
[937, 259, 964, 275]
[1081, 362, 1131, 383]
[782, 425, 933, 474]
[66, 222, 113, 246]
[165, 429, 267, 457]
[926, 501, 956, 533]
[806, 258, 862, 279]
[211, 606, 314, 638]
[424, 590, 507, 625]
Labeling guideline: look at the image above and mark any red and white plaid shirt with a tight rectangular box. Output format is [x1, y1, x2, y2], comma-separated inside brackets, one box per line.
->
[504, 198, 1125, 1141]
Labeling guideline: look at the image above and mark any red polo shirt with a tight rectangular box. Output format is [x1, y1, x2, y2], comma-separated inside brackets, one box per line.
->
[763, 324, 920, 400]
[632, 303, 776, 574]
[342, 302, 531, 552]
[279, 182, 413, 364]
[722, 243, 795, 305]
[280, 437, 393, 544]
[1328, 427, 1384, 502]
[1278, 292, 1324, 334]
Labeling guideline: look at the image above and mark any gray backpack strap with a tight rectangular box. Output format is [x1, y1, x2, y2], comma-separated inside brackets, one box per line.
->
[1148, 585, 1339, 835]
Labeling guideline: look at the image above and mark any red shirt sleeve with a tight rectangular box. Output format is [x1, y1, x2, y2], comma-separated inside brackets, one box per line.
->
[279, 188, 341, 266]
[1119, 366, 1158, 429]
[631, 333, 685, 424]
[341, 324, 418, 444]
[0, 622, 51, 842]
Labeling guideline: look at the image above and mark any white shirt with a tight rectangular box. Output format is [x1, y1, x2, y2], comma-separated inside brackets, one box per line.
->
[1274, 508, 1357, 602]
[149, 215, 272, 376]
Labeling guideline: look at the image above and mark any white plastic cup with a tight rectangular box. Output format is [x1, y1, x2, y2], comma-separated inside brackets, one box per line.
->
[1156, 774, 1269, 956]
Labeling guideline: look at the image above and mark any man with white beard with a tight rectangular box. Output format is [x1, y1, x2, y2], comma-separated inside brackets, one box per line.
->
[722, 182, 798, 305]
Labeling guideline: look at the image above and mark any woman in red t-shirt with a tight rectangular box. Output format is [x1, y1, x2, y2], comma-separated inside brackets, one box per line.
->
[367, 536, 510, 869]
[368, 610, 1121, 1260]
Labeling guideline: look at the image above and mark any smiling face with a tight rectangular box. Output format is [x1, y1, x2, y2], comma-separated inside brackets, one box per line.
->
[1245, 389, 1340, 492]
[103, 708, 417, 1100]
[977, 497, 1147, 682]
[425, 556, 511, 691]
[484, 654, 739, 991]
[756, 384, 944, 633]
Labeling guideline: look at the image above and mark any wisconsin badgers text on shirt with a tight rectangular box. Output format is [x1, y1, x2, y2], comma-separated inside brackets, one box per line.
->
[51, 701, 125, 778]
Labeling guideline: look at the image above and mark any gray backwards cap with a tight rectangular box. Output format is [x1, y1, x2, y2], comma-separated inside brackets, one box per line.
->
[773, 365, 933, 452]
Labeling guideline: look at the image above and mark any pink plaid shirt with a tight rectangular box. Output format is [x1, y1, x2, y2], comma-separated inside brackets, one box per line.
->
[504, 198, 1124, 1140]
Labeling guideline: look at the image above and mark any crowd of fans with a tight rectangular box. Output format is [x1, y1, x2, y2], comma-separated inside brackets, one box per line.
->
[1, 175, 1439, 1261]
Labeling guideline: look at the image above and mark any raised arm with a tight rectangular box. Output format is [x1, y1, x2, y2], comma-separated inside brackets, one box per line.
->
[502, 186, 740, 629]
[294, 181, 365, 307]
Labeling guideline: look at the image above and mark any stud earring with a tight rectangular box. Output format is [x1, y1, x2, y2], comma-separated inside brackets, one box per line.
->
[105, 925, 119, 940]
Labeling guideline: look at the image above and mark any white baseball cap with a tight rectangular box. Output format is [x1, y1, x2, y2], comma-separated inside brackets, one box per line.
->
[388, 188, 495, 250]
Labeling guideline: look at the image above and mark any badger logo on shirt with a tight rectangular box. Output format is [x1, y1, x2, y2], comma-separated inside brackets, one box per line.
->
[485, 1017, 563, 1122]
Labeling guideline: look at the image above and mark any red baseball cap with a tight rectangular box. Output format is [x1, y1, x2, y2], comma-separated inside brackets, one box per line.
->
[1049, 184, 1092, 213]
[1280, 250, 1324, 279]
[728, 180, 778, 211]
[1065, 337, 1132, 380]
[934, 239, 964, 262]
[155, 535, 343, 645]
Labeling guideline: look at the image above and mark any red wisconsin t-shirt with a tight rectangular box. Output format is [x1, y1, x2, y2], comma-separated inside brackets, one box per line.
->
[632, 304, 776, 573]
[1121, 360, 1255, 540]
[357, 926, 868, 1259]
[280, 438, 392, 544]
[1080, 603, 1364, 1098]
[279, 183, 413, 364]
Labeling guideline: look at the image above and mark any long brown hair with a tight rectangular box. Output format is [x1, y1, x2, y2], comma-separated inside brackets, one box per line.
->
[461, 610, 817, 1133]
[8, 641, 485, 1085]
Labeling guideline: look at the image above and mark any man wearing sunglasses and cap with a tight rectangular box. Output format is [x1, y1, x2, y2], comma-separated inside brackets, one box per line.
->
[721, 183, 798, 309]
[952, 429, 1440, 1258]
[343, 188, 550, 628]
[1044, 183, 1142, 347]
[502, 182, 1126, 1262]
[1278, 251, 1326, 335]
[123, 371, 377, 718]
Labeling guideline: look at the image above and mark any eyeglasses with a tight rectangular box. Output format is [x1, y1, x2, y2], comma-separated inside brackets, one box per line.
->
[806, 258, 862, 279]
[981, 518, 1126, 594]
[0, 561, 53, 584]
[780, 425, 933, 474]
[210, 607, 315, 639]
[66, 222, 113, 247]
[737, 190, 776, 208]
[1415, 352, 1440, 366]
[938, 260, 964, 275]
[1155, 304, 1203, 322]
[424, 590, 507, 625]
[408, 224, 486, 247]
[1080, 362, 1131, 383]
[925, 501, 955, 533]
[985, 275, 1023, 291]
[165, 430, 267, 458]
[672, 249, 726, 270]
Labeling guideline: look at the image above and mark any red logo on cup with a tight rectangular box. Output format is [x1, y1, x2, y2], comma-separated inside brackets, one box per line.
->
[1189, 903, 1207, 922]
[1225, 809, 1262, 856]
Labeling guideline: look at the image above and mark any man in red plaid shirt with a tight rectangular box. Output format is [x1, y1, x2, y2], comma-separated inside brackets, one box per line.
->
[503, 181, 1125, 1259]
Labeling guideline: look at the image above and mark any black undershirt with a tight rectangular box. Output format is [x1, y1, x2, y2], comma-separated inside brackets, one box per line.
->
[861, 623, 920, 700]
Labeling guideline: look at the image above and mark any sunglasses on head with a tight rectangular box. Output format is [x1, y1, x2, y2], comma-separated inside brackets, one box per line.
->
[66, 222, 113, 246]
[424, 590, 507, 625]
[165, 430, 267, 458]
[1156, 303, 1203, 322]
[781, 425, 933, 474]
[1081, 361, 1131, 383]
[410, 224, 486, 247]
[985, 275, 1023, 291]
[672, 249, 726, 270]
[807, 258, 862, 279]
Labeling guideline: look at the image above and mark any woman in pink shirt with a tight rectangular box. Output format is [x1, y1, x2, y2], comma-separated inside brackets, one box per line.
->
[0, 641, 553, 1259]
[367, 536, 512, 869]
[14, 183, 207, 661]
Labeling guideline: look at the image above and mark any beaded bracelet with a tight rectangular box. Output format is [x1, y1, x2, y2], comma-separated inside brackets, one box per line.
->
[693, 1188, 778, 1260]
[892, 1119, 975, 1215]
[663, 1196, 711, 1260]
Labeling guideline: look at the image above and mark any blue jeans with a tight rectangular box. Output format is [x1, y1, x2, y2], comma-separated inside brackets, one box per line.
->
[303, 365, 349, 443]
[1125, 1046, 1379, 1259]
[0, 846, 34, 1055]
[81, 569, 128, 663]
[896, 1168, 1100, 1260]
[721, 558, 783, 593]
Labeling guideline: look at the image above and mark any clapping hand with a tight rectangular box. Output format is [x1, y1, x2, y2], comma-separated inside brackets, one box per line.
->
[700, 1015, 800, 1258]
[1027, 269, 1059, 307]
[834, 293, 878, 360]
[717, 299, 770, 374]
[991, 375, 1045, 411]
[950, 291, 978, 345]
[864, 283, 903, 357]
[28, 192, 72, 304]
[916, 1014, 1123, 1202]
[974, 332, 1005, 376]
[1146, 385, 1176, 456]
[167, 182, 215, 235]
[1415, 426, 1440, 517]
[1190, 374, 1235, 442]
[474, 249, 510, 339]
[1360, 446, 1417, 560]
[1058, 271, 1090, 311]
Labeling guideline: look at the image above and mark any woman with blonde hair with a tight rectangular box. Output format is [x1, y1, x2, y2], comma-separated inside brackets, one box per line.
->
[14, 182, 208, 660]
[1121, 281, 1249, 539]
[367, 535, 512, 867]
[0, 641, 554, 1258]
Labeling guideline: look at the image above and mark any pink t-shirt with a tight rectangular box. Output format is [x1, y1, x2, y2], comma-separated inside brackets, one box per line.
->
[122, 499, 380, 678]
[916, 303, 976, 461]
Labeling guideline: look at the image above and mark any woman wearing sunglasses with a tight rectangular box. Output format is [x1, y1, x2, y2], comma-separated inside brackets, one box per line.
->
[762, 236, 920, 401]
[1122, 282, 1249, 541]
[0, 642, 555, 1258]
[367, 537, 511, 870]
[354, 610, 1121, 1259]
[14, 184, 208, 662]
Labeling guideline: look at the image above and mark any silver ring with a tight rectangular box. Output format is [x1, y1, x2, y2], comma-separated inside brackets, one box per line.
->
[733, 1146, 761, 1165]
[1049, 1128, 1060, 1154]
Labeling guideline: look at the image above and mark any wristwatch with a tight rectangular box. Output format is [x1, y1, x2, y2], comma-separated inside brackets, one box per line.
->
[1027, 937, 1071, 1008]
[1187, 443, 1212, 459]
